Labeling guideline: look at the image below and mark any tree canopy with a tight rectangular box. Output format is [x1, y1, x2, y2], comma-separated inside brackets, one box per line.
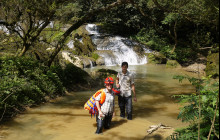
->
[0, 0, 219, 65]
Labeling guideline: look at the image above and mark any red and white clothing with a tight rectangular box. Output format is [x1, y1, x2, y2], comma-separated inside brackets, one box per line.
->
[95, 88, 115, 115]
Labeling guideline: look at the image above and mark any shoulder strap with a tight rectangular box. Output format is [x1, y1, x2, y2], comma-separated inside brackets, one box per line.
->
[99, 89, 106, 105]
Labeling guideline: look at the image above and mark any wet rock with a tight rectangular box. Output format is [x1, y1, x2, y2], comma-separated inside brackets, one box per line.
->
[147, 52, 167, 64]
[166, 60, 182, 68]
[61, 51, 96, 68]
[72, 33, 96, 57]
[90, 68, 118, 86]
[82, 33, 96, 53]
[61, 51, 84, 68]
[96, 56, 105, 65]
[95, 50, 117, 65]
[81, 57, 96, 68]
[183, 63, 206, 75]
[133, 45, 145, 56]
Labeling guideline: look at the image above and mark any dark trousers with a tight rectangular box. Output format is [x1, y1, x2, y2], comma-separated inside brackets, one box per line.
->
[95, 113, 113, 134]
[118, 95, 132, 120]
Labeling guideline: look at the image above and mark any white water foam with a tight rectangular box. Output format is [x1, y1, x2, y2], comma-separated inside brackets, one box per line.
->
[86, 24, 148, 66]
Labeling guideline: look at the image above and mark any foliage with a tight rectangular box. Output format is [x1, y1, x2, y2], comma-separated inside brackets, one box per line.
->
[50, 63, 92, 89]
[173, 75, 219, 140]
[96, 0, 219, 63]
[91, 52, 100, 61]
[0, 56, 65, 119]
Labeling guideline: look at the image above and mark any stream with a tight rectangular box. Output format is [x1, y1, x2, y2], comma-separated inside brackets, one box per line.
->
[0, 64, 196, 140]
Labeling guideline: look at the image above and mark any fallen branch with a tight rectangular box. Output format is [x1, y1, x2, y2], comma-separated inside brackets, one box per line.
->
[147, 123, 172, 134]
[1, 93, 13, 103]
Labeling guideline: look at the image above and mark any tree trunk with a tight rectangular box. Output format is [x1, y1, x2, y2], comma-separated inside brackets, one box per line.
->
[19, 45, 30, 57]
[171, 21, 178, 54]
[47, 0, 130, 67]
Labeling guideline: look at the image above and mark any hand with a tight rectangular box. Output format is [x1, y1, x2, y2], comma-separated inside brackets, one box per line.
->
[112, 112, 116, 118]
[133, 96, 137, 102]
[116, 83, 120, 88]
[99, 111, 104, 117]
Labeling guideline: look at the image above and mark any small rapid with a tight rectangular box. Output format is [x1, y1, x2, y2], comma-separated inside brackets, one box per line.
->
[85, 24, 149, 66]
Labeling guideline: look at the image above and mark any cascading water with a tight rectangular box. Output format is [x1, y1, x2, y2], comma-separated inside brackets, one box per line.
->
[86, 24, 149, 66]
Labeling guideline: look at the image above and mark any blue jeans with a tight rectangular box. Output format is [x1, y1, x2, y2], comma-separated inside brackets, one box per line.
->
[118, 95, 132, 120]
[95, 113, 112, 134]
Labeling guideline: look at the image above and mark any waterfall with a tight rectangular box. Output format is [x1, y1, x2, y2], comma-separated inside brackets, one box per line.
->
[89, 60, 94, 67]
[0, 25, 10, 35]
[85, 24, 99, 35]
[86, 24, 149, 66]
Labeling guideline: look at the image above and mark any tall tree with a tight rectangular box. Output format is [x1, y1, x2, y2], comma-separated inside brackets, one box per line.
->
[0, 0, 70, 56]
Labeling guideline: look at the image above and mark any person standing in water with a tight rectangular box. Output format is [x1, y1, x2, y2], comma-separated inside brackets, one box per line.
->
[95, 77, 115, 134]
[116, 62, 137, 120]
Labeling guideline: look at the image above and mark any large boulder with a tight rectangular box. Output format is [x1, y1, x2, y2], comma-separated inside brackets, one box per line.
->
[133, 45, 145, 56]
[205, 53, 219, 77]
[147, 52, 167, 64]
[61, 51, 84, 68]
[61, 51, 96, 68]
[81, 57, 96, 68]
[94, 50, 116, 65]
[60, 63, 96, 91]
[183, 63, 206, 75]
[96, 56, 105, 65]
[82, 33, 96, 54]
[90, 68, 118, 87]
[166, 60, 182, 68]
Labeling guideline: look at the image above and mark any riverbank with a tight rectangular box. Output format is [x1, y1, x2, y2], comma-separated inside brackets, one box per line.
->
[0, 91, 179, 140]
[0, 64, 197, 140]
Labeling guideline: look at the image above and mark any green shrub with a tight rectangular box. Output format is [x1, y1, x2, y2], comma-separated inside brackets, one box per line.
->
[173, 75, 219, 140]
[91, 52, 100, 61]
[50, 63, 92, 89]
[0, 56, 65, 119]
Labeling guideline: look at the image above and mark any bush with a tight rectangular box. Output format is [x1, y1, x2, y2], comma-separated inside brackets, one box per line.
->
[0, 56, 65, 119]
[131, 28, 199, 64]
[50, 63, 93, 89]
[173, 75, 219, 140]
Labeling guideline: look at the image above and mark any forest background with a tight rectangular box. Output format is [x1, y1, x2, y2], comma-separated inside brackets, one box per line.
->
[0, 0, 219, 139]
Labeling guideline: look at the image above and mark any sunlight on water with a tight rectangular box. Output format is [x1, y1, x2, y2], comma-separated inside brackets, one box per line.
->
[0, 65, 197, 140]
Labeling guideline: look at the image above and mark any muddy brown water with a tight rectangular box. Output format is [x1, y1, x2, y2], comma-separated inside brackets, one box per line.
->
[0, 64, 198, 140]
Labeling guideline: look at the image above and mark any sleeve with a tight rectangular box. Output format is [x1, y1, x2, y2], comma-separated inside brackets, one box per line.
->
[130, 73, 135, 85]
[95, 94, 101, 101]
[117, 72, 120, 78]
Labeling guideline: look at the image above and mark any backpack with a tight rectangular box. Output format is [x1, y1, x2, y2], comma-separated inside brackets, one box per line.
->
[84, 88, 120, 117]
[84, 89, 106, 117]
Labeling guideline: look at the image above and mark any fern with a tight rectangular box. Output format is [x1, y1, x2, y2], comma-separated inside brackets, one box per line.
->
[172, 75, 219, 140]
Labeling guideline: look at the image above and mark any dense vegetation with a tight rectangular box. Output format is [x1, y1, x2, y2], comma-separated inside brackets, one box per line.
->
[0, 56, 93, 121]
[0, 0, 219, 139]
[173, 76, 219, 140]
[0, 0, 218, 65]
[95, 0, 219, 63]
[0, 56, 64, 120]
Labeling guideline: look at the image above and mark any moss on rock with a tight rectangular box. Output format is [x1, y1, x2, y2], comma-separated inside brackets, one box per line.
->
[205, 53, 219, 78]
[82, 33, 96, 55]
[90, 68, 118, 87]
[166, 60, 182, 68]
[73, 33, 96, 57]
[147, 52, 167, 64]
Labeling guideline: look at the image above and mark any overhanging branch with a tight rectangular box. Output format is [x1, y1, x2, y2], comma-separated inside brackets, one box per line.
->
[47, 0, 130, 67]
